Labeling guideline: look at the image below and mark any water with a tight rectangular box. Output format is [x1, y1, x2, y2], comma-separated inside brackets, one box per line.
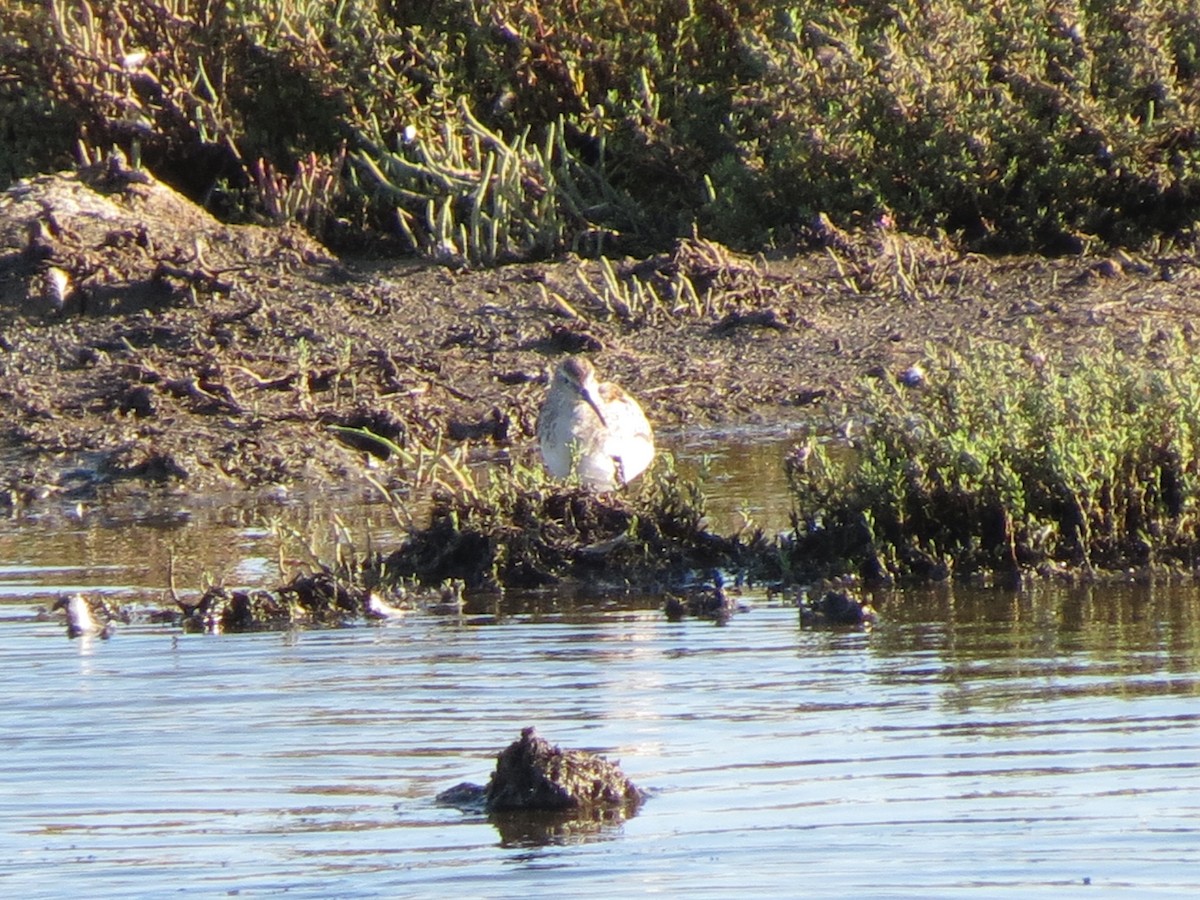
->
[2, 445, 1199, 898]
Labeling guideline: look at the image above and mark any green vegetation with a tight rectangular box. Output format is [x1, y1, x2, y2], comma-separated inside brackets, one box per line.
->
[334, 325, 1200, 593]
[178, 327, 1200, 610]
[361, 447, 759, 591]
[6, 1, 1200, 253]
[357, 107, 633, 264]
[359, 328, 1200, 593]
[784, 329, 1200, 583]
[546, 236, 763, 325]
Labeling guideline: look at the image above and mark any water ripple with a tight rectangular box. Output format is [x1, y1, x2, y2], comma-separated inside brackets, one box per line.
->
[2, 597, 1199, 898]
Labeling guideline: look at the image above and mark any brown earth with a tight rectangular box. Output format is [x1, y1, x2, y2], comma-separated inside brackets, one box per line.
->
[2, 161, 1198, 509]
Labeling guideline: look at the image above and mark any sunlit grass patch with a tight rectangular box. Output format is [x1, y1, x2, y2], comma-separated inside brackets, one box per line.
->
[357, 104, 637, 264]
[538, 236, 784, 325]
[785, 330, 1200, 583]
[8, 1, 1200, 251]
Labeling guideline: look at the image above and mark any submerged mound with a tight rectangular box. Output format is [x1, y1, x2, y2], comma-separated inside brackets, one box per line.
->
[179, 570, 385, 633]
[485, 727, 643, 814]
[437, 727, 643, 818]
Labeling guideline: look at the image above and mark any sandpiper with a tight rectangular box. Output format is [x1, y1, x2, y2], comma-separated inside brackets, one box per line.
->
[537, 356, 654, 490]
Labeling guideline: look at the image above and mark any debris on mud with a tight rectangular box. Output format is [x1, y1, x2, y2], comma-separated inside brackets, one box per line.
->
[178, 569, 399, 633]
[8, 157, 1198, 513]
[1, 152, 332, 319]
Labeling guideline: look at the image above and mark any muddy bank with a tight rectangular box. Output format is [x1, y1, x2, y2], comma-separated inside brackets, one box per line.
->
[3, 164, 1198, 509]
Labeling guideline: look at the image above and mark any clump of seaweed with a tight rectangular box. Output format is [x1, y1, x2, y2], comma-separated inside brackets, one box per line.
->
[375, 452, 757, 592]
[798, 589, 878, 629]
[485, 726, 642, 814]
[436, 727, 643, 843]
[784, 329, 1200, 584]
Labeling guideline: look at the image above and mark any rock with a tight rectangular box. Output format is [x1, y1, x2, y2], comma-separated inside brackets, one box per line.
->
[899, 363, 927, 387]
[799, 589, 878, 628]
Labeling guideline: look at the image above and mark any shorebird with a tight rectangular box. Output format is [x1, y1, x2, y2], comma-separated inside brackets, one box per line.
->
[537, 356, 654, 490]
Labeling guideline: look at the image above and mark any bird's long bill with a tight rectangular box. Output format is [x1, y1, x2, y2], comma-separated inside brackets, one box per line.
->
[580, 385, 609, 427]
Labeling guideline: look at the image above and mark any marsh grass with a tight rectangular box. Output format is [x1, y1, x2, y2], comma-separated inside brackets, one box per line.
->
[785, 330, 1200, 583]
[569, 255, 702, 323]
[251, 148, 347, 233]
[303, 327, 1200, 599]
[353, 445, 752, 591]
[356, 104, 635, 264]
[327, 425, 475, 528]
[543, 236, 776, 325]
[319, 406, 781, 595]
[7, 1, 1200, 251]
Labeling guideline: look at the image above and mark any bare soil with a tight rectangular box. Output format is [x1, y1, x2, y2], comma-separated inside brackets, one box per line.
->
[3, 163, 1199, 509]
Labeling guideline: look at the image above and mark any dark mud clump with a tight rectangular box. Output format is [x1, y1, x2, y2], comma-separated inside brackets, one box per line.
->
[178, 569, 388, 633]
[486, 727, 643, 813]
[664, 571, 742, 623]
[438, 727, 642, 820]
[799, 589, 878, 628]
[379, 476, 765, 592]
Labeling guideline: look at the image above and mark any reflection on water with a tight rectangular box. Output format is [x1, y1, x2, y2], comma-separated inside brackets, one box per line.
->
[0, 484, 400, 618]
[670, 426, 802, 535]
[2, 439, 1200, 897]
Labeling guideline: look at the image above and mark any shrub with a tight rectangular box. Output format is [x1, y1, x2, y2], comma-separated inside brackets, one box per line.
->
[6, 1, 1200, 252]
[785, 330, 1200, 582]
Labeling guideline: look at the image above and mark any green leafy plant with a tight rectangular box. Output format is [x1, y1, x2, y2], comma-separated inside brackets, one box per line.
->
[785, 329, 1200, 583]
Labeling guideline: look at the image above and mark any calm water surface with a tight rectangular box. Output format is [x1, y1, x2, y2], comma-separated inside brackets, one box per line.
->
[2, 438, 1198, 898]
